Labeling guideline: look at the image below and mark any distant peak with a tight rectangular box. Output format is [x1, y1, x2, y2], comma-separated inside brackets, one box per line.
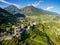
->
[5, 5, 19, 9]
[27, 5, 35, 7]
[24, 5, 36, 9]
[9, 5, 18, 7]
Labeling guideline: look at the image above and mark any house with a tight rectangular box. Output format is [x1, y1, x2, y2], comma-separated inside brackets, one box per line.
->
[12, 25, 21, 37]
[0, 33, 3, 37]
[14, 13, 25, 22]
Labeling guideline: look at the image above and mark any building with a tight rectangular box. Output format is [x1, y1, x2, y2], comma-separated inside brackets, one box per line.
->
[12, 25, 20, 37]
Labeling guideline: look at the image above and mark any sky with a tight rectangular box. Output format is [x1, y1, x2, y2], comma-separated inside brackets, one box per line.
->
[0, 0, 60, 14]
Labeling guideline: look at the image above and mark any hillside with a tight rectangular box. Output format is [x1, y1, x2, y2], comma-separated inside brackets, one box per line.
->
[0, 7, 16, 25]
[20, 6, 45, 15]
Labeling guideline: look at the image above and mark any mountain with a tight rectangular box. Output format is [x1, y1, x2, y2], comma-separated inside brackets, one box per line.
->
[20, 6, 60, 16]
[5, 5, 20, 14]
[20, 6, 44, 15]
[0, 7, 16, 25]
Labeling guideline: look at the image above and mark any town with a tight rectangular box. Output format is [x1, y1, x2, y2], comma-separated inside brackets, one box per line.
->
[0, 21, 39, 41]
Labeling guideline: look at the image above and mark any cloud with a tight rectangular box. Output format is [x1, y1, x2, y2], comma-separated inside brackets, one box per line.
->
[0, 0, 20, 8]
[27, 0, 43, 7]
[45, 6, 54, 11]
[0, 0, 4, 1]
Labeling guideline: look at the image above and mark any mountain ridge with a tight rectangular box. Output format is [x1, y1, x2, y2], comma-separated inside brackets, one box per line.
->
[4, 5, 60, 16]
[20, 6, 60, 16]
[0, 7, 16, 25]
[5, 5, 20, 14]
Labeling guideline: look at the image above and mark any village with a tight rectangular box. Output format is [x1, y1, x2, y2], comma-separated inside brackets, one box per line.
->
[0, 21, 39, 41]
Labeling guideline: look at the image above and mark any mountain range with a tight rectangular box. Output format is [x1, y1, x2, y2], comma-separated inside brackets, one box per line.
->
[5, 5, 60, 16]
[0, 5, 60, 25]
